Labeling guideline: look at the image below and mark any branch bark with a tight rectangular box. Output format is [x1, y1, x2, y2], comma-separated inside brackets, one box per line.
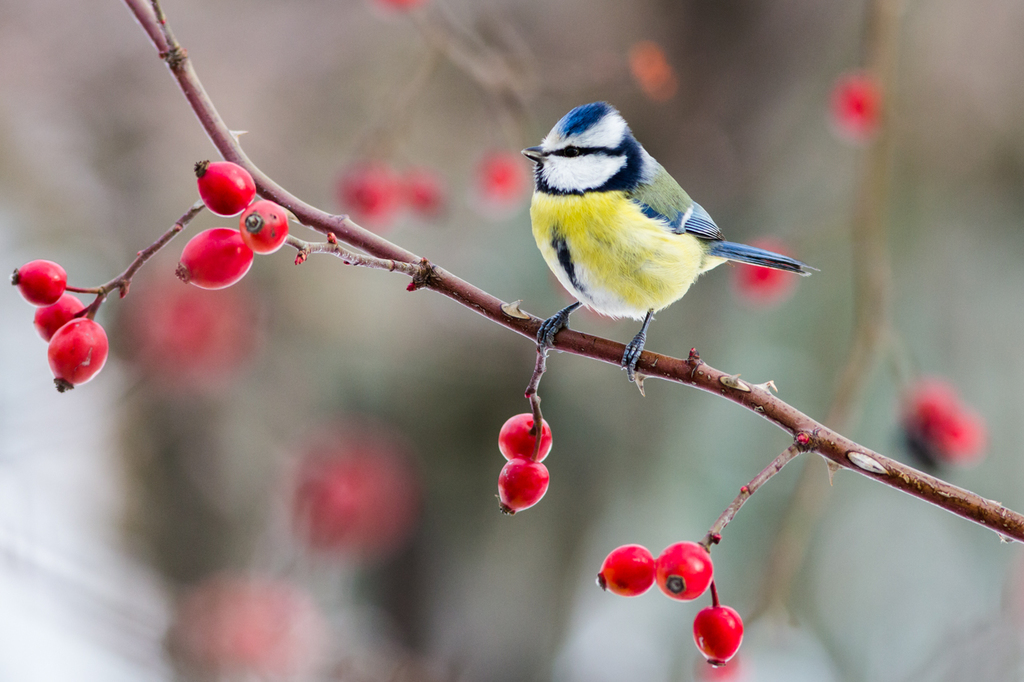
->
[121, 0, 1024, 544]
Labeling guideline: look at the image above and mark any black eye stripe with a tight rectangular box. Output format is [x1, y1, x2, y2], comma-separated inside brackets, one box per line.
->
[550, 146, 606, 157]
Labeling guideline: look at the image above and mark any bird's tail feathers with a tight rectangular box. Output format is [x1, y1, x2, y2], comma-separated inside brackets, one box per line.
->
[706, 241, 815, 276]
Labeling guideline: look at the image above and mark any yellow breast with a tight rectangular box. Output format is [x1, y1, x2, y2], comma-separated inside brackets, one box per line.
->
[530, 191, 711, 320]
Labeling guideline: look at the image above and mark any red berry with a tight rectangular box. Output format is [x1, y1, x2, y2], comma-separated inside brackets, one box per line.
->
[732, 238, 799, 307]
[239, 200, 290, 254]
[473, 151, 530, 217]
[195, 160, 257, 216]
[404, 167, 446, 217]
[337, 162, 403, 230]
[373, 0, 427, 10]
[47, 317, 109, 391]
[830, 71, 882, 143]
[173, 574, 325, 677]
[497, 457, 550, 514]
[693, 605, 744, 666]
[597, 544, 656, 597]
[655, 541, 714, 600]
[34, 293, 85, 341]
[12, 260, 67, 306]
[176, 228, 254, 290]
[292, 428, 420, 560]
[123, 277, 258, 391]
[498, 413, 553, 462]
[902, 378, 987, 466]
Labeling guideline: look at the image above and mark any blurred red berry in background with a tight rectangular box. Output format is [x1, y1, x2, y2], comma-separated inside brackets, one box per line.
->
[902, 378, 987, 467]
[629, 41, 679, 102]
[292, 424, 420, 561]
[172, 574, 325, 678]
[472, 151, 530, 218]
[370, 0, 427, 13]
[732, 238, 799, 307]
[121, 276, 258, 391]
[830, 71, 882, 143]
[404, 167, 447, 218]
[337, 161, 404, 231]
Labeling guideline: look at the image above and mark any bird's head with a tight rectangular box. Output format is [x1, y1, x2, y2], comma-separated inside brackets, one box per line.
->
[523, 102, 654, 195]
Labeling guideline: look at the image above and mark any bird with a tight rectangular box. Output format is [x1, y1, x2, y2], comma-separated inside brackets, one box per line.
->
[522, 101, 813, 384]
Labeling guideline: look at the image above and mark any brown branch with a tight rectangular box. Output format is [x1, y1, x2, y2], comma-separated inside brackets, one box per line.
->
[121, 0, 1024, 544]
[69, 199, 205, 319]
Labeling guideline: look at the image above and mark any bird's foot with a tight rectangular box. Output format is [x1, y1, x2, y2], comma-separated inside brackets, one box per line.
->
[536, 302, 581, 353]
[621, 331, 647, 384]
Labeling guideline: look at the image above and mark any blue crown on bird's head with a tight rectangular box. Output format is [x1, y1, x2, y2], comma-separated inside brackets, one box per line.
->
[556, 101, 618, 137]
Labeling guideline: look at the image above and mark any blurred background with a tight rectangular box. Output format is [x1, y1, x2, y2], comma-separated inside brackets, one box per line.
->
[3, 0, 1024, 680]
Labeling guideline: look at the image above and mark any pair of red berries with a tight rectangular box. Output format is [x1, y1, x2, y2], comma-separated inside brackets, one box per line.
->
[598, 542, 743, 666]
[180, 162, 290, 289]
[496, 413, 552, 514]
[12, 259, 109, 391]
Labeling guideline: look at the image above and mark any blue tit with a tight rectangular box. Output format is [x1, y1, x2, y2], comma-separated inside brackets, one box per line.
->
[522, 101, 813, 383]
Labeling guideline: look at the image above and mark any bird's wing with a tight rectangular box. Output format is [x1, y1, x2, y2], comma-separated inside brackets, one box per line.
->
[628, 165, 724, 241]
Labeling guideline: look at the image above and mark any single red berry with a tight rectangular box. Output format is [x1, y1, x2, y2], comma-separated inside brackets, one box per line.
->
[404, 167, 446, 217]
[47, 317, 109, 392]
[830, 71, 882, 143]
[176, 228, 254, 290]
[372, 0, 427, 11]
[292, 427, 420, 561]
[597, 544, 656, 597]
[733, 238, 798, 307]
[34, 293, 85, 341]
[902, 378, 987, 466]
[12, 260, 67, 306]
[656, 541, 714, 601]
[473, 151, 530, 217]
[337, 162, 403, 230]
[497, 457, 550, 514]
[195, 160, 257, 216]
[693, 605, 744, 666]
[239, 200, 290, 254]
[498, 413, 553, 462]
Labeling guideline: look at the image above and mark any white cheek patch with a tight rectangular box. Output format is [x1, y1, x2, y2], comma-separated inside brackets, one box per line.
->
[542, 154, 627, 192]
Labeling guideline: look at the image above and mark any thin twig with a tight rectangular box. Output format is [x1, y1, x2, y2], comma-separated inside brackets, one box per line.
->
[71, 200, 205, 319]
[121, 0, 1024, 545]
[700, 444, 803, 550]
[523, 350, 548, 461]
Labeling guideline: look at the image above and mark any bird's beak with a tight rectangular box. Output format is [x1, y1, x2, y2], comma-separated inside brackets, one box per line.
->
[521, 146, 545, 163]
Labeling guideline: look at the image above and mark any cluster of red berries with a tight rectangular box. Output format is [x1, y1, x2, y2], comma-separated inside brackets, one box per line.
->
[496, 413, 553, 514]
[598, 542, 743, 667]
[12, 259, 108, 392]
[901, 378, 987, 467]
[181, 161, 290, 289]
[336, 162, 446, 231]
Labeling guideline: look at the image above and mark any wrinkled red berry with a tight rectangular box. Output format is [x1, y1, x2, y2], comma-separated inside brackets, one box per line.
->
[12, 260, 67, 306]
[656, 541, 714, 601]
[733, 238, 799, 307]
[473, 151, 530, 216]
[597, 544, 656, 597]
[498, 413, 553, 462]
[694, 605, 744, 666]
[404, 167, 446, 217]
[498, 457, 550, 514]
[902, 378, 986, 466]
[337, 162, 403, 230]
[830, 71, 882, 143]
[195, 160, 257, 216]
[34, 293, 85, 341]
[239, 200, 289, 254]
[176, 228, 254, 290]
[48, 317, 109, 391]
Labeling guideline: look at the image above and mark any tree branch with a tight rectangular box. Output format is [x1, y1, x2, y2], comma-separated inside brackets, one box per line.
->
[121, 0, 1024, 544]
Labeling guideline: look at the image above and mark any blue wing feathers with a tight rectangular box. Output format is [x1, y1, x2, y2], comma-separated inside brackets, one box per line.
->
[681, 202, 723, 240]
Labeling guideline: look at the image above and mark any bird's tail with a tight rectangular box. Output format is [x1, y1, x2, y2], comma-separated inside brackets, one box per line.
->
[706, 241, 815, 276]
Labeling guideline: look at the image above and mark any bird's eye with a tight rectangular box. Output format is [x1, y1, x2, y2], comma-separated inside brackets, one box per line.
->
[562, 146, 581, 157]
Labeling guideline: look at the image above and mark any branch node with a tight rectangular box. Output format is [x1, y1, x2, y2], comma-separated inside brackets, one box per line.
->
[162, 45, 187, 70]
[795, 432, 813, 449]
[406, 258, 437, 291]
[327, 232, 337, 245]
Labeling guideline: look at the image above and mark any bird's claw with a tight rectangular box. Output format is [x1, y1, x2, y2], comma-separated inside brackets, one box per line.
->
[621, 333, 646, 384]
[536, 302, 581, 353]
